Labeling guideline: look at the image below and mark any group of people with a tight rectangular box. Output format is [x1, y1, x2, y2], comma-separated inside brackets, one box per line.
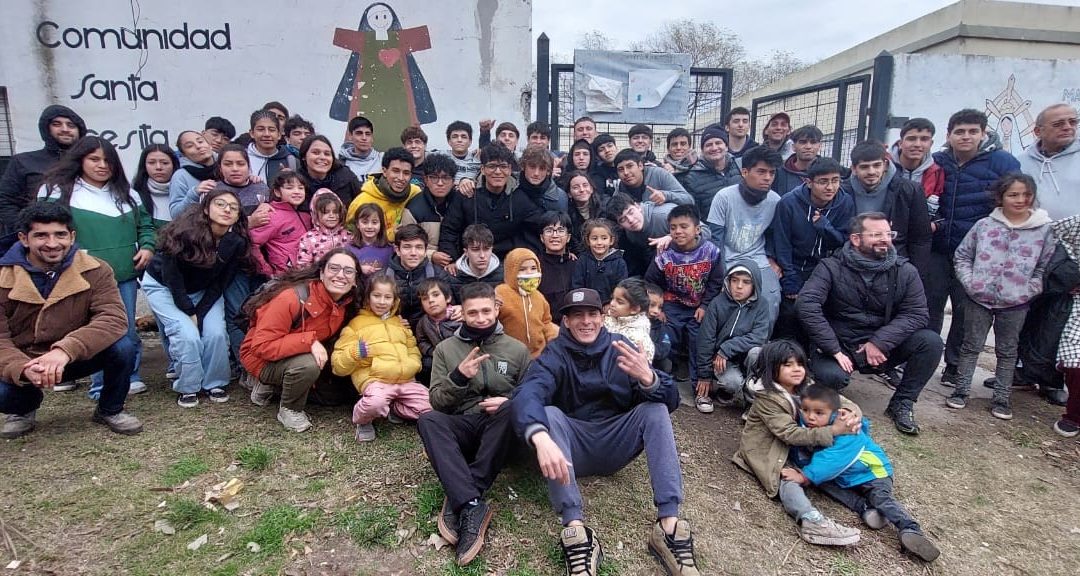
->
[0, 97, 1077, 576]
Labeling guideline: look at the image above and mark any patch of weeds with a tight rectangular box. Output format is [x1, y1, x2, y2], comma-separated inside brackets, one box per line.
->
[304, 478, 328, 495]
[973, 494, 991, 506]
[598, 559, 622, 575]
[829, 552, 861, 576]
[1006, 428, 1039, 449]
[544, 538, 563, 567]
[383, 429, 420, 455]
[210, 563, 240, 576]
[1029, 482, 1050, 495]
[496, 507, 520, 532]
[334, 505, 398, 548]
[511, 472, 549, 505]
[506, 568, 542, 576]
[166, 498, 225, 530]
[242, 505, 319, 555]
[161, 455, 209, 487]
[415, 481, 444, 534]
[119, 459, 142, 472]
[443, 557, 488, 575]
[236, 444, 274, 472]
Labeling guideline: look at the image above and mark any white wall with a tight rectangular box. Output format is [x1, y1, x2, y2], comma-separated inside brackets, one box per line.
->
[888, 53, 1080, 152]
[0, 0, 533, 167]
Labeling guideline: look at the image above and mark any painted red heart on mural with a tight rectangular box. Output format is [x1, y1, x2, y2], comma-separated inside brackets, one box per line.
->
[378, 48, 401, 68]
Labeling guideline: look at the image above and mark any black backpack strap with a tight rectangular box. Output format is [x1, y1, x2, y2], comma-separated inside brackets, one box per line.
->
[290, 283, 311, 331]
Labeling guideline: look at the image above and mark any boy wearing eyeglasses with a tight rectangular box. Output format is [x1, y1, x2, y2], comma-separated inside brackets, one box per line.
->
[536, 212, 576, 323]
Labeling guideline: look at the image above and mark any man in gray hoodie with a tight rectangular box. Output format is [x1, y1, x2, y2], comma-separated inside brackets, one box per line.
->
[1016, 103, 1078, 221]
[611, 149, 695, 207]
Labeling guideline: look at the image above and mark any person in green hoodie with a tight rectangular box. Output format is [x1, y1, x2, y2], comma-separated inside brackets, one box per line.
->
[39, 136, 155, 397]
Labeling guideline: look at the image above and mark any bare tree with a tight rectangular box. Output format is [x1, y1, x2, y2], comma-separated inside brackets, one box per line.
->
[734, 50, 809, 97]
[629, 20, 745, 68]
[578, 29, 613, 51]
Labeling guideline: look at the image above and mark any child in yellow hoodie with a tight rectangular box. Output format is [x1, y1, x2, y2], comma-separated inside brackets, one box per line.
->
[495, 248, 559, 358]
[332, 275, 430, 442]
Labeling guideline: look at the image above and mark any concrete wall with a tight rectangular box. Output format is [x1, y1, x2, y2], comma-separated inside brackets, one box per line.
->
[0, 0, 533, 167]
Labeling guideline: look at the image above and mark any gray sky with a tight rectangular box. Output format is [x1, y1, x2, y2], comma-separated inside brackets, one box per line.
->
[533, 0, 1080, 63]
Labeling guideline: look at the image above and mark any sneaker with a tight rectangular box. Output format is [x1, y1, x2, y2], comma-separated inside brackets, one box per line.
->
[878, 367, 902, 390]
[437, 497, 459, 545]
[92, 410, 144, 435]
[1053, 418, 1079, 438]
[177, 393, 199, 409]
[939, 366, 958, 387]
[694, 396, 714, 414]
[1041, 388, 1068, 407]
[861, 508, 887, 530]
[990, 403, 1013, 420]
[1, 411, 36, 439]
[900, 529, 941, 562]
[387, 411, 405, 424]
[278, 407, 312, 432]
[207, 388, 229, 403]
[798, 516, 861, 546]
[237, 371, 255, 391]
[354, 422, 375, 442]
[647, 519, 701, 576]
[982, 377, 998, 390]
[455, 500, 493, 566]
[165, 369, 178, 380]
[53, 381, 77, 392]
[560, 525, 602, 576]
[885, 402, 920, 435]
[249, 379, 275, 407]
[945, 395, 967, 410]
[127, 381, 148, 395]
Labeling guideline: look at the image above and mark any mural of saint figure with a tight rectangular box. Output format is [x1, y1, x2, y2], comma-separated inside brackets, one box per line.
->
[331, 2, 437, 150]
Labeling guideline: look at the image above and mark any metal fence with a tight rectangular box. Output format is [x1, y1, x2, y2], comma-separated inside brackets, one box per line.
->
[750, 75, 871, 163]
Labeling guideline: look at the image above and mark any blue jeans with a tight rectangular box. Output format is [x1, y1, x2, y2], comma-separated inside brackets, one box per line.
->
[89, 278, 141, 398]
[142, 274, 230, 394]
[663, 302, 701, 380]
[1, 338, 135, 416]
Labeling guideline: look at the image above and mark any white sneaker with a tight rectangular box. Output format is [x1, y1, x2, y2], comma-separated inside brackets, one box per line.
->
[277, 407, 312, 432]
[127, 381, 148, 395]
[165, 369, 178, 380]
[354, 423, 376, 442]
[53, 381, 77, 392]
[250, 379, 276, 407]
[1, 411, 37, 439]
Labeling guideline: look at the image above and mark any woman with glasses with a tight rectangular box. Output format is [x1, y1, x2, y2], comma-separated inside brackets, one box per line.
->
[142, 188, 251, 408]
[239, 248, 364, 432]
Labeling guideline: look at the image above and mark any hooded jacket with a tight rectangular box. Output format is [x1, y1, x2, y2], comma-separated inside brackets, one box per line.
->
[385, 254, 454, 326]
[518, 176, 569, 214]
[240, 280, 354, 379]
[619, 201, 715, 277]
[954, 207, 1055, 309]
[538, 250, 575, 323]
[495, 248, 559, 358]
[297, 190, 354, 267]
[331, 305, 422, 393]
[347, 175, 422, 242]
[932, 131, 1022, 253]
[416, 312, 461, 360]
[0, 244, 126, 383]
[603, 312, 655, 361]
[1017, 137, 1080, 221]
[339, 143, 383, 182]
[448, 251, 503, 293]
[168, 155, 217, 218]
[696, 262, 771, 380]
[644, 234, 725, 310]
[429, 322, 532, 415]
[792, 417, 893, 490]
[773, 184, 855, 296]
[249, 199, 312, 277]
[247, 143, 298, 184]
[0, 105, 87, 235]
[613, 165, 695, 207]
[299, 164, 362, 210]
[841, 164, 932, 272]
[571, 248, 628, 304]
[676, 156, 742, 220]
[890, 142, 944, 200]
[511, 326, 679, 444]
[400, 187, 462, 257]
[797, 245, 929, 356]
[437, 175, 545, 260]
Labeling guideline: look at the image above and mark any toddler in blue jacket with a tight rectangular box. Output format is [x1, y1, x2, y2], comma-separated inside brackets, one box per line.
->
[783, 384, 940, 563]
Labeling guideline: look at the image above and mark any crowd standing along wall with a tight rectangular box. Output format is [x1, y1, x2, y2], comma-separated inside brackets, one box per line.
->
[0, 0, 532, 166]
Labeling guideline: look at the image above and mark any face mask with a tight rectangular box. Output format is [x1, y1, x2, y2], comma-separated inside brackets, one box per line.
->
[517, 273, 541, 294]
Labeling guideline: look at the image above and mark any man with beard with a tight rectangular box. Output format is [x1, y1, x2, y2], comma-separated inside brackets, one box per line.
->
[797, 213, 942, 435]
[347, 147, 421, 242]
[0, 105, 87, 235]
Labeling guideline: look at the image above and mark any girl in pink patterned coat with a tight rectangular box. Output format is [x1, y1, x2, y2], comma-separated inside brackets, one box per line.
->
[297, 188, 354, 267]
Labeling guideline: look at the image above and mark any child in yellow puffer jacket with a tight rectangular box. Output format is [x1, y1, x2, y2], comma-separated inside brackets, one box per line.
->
[332, 275, 430, 442]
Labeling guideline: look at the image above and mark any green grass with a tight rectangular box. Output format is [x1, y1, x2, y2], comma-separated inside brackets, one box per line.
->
[415, 481, 445, 535]
[334, 505, 399, 548]
[973, 494, 991, 506]
[236, 443, 274, 472]
[510, 471, 549, 505]
[829, 552, 861, 576]
[165, 498, 226, 530]
[1006, 428, 1040, 449]
[240, 505, 319, 555]
[304, 478, 328, 495]
[443, 558, 489, 575]
[506, 568, 543, 576]
[161, 455, 210, 487]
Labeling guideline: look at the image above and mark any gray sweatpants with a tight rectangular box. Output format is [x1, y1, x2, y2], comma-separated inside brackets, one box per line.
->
[543, 402, 683, 524]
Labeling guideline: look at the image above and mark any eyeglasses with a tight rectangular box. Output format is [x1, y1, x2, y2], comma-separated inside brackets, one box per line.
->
[211, 199, 240, 212]
[426, 175, 453, 184]
[484, 162, 512, 173]
[812, 177, 842, 186]
[543, 226, 568, 236]
[859, 231, 898, 240]
[1046, 117, 1078, 129]
[325, 263, 357, 278]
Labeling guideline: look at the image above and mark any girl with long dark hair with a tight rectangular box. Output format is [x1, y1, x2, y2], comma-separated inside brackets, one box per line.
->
[132, 143, 179, 228]
[297, 135, 361, 208]
[168, 130, 217, 218]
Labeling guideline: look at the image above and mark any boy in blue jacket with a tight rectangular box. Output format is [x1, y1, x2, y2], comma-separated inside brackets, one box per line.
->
[783, 384, 940, 563]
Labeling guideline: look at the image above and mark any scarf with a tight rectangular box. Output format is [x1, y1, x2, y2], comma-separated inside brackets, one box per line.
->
[376, 175, 411, 203]
[738, 181, 770, 206]
[147, 178, 171, 197]
[842, 241, 897, 274]
[182, 161, 215, 181]
[459, 321, 498, 343]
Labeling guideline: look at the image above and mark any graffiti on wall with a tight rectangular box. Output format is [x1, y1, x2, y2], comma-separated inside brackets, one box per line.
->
[984, 75, 1035, 153]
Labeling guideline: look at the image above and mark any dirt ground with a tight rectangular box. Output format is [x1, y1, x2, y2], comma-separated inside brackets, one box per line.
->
[1, 335, 1078, 576]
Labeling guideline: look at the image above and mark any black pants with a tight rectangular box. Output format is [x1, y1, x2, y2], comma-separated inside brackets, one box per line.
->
[925, 251, 964, 368]
[417, 403, 515, 513]
[810, 329, 943, 407]
[819, 477, 919, 532]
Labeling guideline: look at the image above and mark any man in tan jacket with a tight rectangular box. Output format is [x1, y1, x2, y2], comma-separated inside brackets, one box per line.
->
[0, 203, 142, 438]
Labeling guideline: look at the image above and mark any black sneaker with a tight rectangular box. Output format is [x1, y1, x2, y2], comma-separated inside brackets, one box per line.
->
[939, 366, 958, 387]
[177, 393, 199, 409]
[878, 368, 901, 390]
[990, 403, 1013, 420]
[455, 500, 492, 566]
[207, 388, 229, 403]
[560, 525, 602, 576]
[885, 402, 920, 435]
[945, 395, 967, 410]
[900, 529, 940, 562]
[1041, 388, 1068, 406]
[1053, 418, 1079, 438]
[437, 497, 459, 545]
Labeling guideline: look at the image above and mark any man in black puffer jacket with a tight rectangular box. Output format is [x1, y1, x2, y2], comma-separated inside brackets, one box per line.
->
[0, 105, 86, 235]
[676, 126, 741, 220]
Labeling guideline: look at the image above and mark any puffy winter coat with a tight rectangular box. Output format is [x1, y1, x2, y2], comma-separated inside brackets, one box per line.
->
[772, 184, 854, 296]
[383, 255, 454, 327]
[437, 175, 545, 259]
[676, 156, 742, 220]
[954, 208, 1055, 309]
[347, 175, 421, 242]
[331, 307, 422, 393]
[792, 417, 893, 489]
[296, 189, 354, 267]
[571, 249, 628, 303]
[696, 262, 771, 380]
[840, 173, 931, 271]
[248, 200, 312, 276]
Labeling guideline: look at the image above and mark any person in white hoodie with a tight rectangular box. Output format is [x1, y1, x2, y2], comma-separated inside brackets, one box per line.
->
[339, 116, 383, 182]
[246, 110, 297, 184]
[1016, 103, 1079, 221]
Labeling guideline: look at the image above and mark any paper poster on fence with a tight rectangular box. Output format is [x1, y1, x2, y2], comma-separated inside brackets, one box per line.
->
[583, 74, 625, 113]
[628, 69, 680, 109]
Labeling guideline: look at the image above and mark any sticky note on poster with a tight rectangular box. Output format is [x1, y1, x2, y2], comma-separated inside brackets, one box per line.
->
[628, 69, 680, 109]
[583, 74, 625, 113]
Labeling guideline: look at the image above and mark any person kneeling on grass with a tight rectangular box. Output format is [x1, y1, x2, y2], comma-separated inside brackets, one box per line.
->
[0, 203, 142, 438]
[786, 384, 940, 562]
[511, 288, 700, 576]
[332, 274, 431, 442]
[417, 282, 532, 566]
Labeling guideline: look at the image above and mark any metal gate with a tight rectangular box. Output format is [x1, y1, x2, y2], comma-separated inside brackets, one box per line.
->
[750, 75, 871, 163]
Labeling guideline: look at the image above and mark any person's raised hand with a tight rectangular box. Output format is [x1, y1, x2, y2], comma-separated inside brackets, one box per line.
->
[249, 202, 274, 228]
[648, 235, 672, 252]
[647, 186, 666, 204]
[457, 347, 491, 379]
[479, 119, 495, 132]
[432, 251, 453, 268]
[613, 339, 654, 386]
[447, 305, 462, 321]
[458, 178, 476, 198]
[196, 179, 217, 196]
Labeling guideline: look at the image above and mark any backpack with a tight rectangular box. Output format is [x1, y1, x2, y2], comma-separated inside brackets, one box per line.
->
[235, 281, 310, 333]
